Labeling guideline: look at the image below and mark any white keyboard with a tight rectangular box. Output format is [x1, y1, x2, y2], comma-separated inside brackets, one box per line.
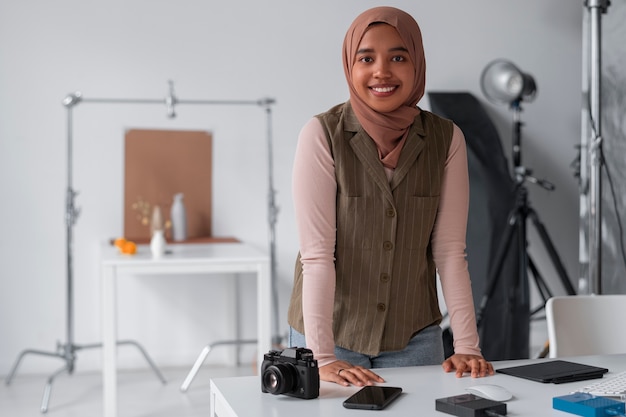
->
[575, 371, 626, 401]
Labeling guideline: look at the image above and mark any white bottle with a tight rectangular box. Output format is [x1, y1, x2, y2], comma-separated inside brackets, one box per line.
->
[170, 193, 187, 242]
[150, 229, 166, 258]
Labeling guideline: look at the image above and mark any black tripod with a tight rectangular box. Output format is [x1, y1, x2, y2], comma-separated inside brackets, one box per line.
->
[475, 102, 576, 359]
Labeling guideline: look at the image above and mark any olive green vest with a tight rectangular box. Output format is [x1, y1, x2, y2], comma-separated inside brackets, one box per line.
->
[287, 101, 454, 355]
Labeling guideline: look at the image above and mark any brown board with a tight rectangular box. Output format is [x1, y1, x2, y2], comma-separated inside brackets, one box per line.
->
[124, 129, 212, 242]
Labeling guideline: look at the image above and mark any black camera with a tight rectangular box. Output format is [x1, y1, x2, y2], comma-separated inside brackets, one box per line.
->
[261, 347, 319, 399]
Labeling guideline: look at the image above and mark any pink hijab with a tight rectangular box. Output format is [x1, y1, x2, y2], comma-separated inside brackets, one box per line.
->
[343, 7, 426, 169]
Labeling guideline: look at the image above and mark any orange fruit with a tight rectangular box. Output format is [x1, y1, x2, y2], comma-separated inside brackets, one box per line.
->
[121, 241, 137, 255]
[114, 237, 127, 249]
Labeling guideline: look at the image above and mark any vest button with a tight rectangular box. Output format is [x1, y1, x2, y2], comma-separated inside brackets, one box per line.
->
[377, 303, 386, 312]
[380, 273, 390, 283]
[386, 208, 395, 217]
[383, 241, 393, 250]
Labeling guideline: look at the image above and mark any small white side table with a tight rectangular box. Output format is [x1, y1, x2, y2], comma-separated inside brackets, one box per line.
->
[100, 241, 271, 417]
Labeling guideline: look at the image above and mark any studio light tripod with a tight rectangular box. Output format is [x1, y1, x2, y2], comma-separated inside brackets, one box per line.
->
[475, 101, 576, 358]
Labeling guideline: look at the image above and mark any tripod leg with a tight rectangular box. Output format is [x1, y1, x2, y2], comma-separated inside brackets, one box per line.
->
[527, 256, 554, 316]
[504, 213, 530, 358]
[527, 208, 576, 295]
[180, 345, 212, 393]
[180, 339, 256, 393]
[5, 349, 64, 385]
[117, 340, 167, 384]
[476, 210, 521, 327]
[40, 363, 70, 413]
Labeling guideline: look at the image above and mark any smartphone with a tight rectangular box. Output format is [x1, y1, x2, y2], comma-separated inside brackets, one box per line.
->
[342, 386, 403, 410]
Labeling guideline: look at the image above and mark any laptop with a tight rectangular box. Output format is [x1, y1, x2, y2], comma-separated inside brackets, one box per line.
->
[496, 360, 609, 384]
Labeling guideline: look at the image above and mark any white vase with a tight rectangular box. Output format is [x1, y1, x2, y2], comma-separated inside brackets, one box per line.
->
[170, 193, 187, 241]
[150, 229, 166, 258]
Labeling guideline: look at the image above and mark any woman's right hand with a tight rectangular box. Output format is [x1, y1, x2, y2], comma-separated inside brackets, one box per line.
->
[320, 360, 385, 387]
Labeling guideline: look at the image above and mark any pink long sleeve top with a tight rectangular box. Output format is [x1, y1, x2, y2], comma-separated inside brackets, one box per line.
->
[292, 116, 481, 367]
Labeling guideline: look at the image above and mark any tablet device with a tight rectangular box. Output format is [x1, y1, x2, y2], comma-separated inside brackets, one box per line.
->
[343, 386, 403, 410]
[496, 360, 608, 384]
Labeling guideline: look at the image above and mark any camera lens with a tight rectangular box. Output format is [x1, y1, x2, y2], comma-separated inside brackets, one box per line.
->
[262, 363, 296, 395]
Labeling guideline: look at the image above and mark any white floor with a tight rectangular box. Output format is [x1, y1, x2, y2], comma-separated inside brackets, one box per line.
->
[0, 364, 255, 417]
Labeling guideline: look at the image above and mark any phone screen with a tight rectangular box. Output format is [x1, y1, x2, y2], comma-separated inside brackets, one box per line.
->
[343, 386, 403, 410]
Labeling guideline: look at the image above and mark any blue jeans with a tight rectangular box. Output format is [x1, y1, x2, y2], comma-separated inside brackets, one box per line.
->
[288, 324, 444, 368]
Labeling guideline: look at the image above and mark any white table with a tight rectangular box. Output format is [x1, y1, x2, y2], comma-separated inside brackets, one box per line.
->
[100, 241, 271, 417]
[210, 353, 626, 417]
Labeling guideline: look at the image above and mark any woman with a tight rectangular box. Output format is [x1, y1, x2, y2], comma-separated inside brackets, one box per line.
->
[287, 6, 494, 387]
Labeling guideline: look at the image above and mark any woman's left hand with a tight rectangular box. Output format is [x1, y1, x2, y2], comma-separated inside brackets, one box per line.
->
[442, 354, 494, 378]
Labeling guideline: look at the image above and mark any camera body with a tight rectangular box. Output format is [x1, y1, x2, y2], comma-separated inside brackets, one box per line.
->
[261, 347, 319, 399]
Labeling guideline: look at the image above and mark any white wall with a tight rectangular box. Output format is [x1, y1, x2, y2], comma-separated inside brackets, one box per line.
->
[0, 0, 584, 375]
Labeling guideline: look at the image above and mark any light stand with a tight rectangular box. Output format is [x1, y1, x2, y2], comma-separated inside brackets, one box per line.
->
[476, 60, 576, 359]
[579, 0, 610, 295]
[4, 92, 168, 414]
[5, 81, 280, 410]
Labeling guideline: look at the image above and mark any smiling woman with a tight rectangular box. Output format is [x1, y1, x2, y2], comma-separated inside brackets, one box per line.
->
[287, 6, 494, 389]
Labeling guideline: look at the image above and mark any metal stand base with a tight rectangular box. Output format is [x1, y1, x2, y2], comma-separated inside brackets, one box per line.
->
[5, 340, 166, 413]
[180, 339, 257, 392]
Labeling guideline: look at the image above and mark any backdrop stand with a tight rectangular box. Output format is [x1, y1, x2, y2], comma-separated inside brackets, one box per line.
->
[4, 80, 279, 411]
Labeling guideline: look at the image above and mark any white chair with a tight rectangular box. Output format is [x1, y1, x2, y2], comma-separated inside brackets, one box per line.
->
[545, 294, 626, 358]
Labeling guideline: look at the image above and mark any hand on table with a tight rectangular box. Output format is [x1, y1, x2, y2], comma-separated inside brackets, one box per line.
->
[442, 354, 494, 378]
[320, 360, 385, 387]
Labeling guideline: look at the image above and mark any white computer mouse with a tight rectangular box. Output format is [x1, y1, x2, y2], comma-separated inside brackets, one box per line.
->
[465, 384, 513, 402]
